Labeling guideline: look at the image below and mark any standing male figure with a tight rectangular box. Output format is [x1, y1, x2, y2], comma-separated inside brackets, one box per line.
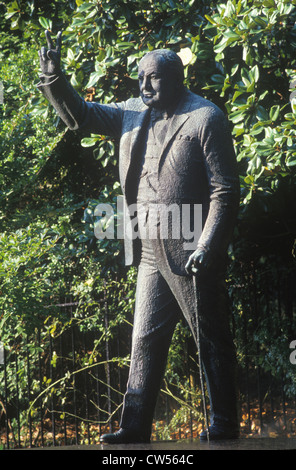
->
[38, 31, 240, 443]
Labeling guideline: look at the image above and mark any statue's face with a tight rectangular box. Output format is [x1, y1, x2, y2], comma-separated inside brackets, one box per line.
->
[138, 54, 179, 109]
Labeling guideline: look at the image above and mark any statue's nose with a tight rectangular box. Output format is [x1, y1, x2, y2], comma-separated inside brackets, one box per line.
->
[141, 76, 152, 92]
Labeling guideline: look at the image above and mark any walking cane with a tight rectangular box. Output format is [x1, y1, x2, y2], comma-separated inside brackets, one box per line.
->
[192, 270, 209, 442]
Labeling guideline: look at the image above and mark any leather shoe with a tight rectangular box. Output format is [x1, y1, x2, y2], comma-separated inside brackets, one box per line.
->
[100, 428, 150, 444]
[200, 424, 239, 441]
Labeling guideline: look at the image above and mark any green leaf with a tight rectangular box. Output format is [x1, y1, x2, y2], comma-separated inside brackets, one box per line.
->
[213, 37, 229, 53]
[269, 105, 280, 122]
[286, 156, 296, 167]
[81, 137, 100, 148]
[116, 42, 134, 51]
[85, 71, 105, 88]
[244, 174, 254, 185]
[76, 2, 94, 12]
[250, 65, 259, 83]
[163, 17, 179, 27]
[205, 14, 217, 25]
[256, 105, 269, 121]
[210, 74, 225, 83]
[38, 17, 52, 30]
[229, 109, 245, 123]
[223, 29, 240, 40]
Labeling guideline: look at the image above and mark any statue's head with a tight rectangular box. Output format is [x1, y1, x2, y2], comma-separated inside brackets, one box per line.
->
[138, 49, 185, 110]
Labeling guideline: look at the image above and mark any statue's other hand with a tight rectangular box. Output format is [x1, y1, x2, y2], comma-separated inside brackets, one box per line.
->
[39, 30, 62, 75]
[185, 247, 212, 276]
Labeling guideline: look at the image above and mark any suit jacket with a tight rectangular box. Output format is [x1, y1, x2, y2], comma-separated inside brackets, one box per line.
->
[38, 72, 240, 275]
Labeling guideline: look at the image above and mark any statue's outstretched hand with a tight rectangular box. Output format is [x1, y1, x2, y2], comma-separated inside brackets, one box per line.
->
[39, 30, 62, 75]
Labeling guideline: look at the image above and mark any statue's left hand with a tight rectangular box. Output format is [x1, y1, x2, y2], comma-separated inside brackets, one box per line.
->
[185, 247, 212, 276]
[39, 30, 62, 75]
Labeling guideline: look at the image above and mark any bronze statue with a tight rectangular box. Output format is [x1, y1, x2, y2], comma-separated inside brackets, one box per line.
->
[38, 31, 240, 443]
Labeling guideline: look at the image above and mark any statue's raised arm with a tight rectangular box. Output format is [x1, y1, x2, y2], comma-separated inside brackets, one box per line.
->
[37, 30, 124, 135]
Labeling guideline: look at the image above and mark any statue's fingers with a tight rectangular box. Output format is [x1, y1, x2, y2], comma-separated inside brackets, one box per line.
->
[40, 46, 48, 61]
[56, 31, 62, 53]
[185, 257, 194, 274]
[185, 258, 192, 270]
[45, 29, 54, 50]
[191, 255, 199, 266]
[47, 50, 54, 61]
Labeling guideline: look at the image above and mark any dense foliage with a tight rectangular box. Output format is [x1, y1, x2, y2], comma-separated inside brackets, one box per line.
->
[0, 0, 296, 443]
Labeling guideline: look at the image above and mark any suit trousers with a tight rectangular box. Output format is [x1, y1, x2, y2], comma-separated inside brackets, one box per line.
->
[120, 237, 239, 438]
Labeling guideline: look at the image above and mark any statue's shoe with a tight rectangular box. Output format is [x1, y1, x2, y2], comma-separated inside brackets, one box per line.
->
[100, 428, 150, 444]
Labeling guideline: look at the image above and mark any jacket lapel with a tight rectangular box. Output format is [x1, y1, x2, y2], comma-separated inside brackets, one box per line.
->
[129, 105, 151, 158]
[158, 90, 193, 169]
[123, 105, 151, 204]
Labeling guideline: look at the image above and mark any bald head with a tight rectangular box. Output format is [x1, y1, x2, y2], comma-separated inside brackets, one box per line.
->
[138, 49, 185, 110]
[139, 49, 184, 86]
